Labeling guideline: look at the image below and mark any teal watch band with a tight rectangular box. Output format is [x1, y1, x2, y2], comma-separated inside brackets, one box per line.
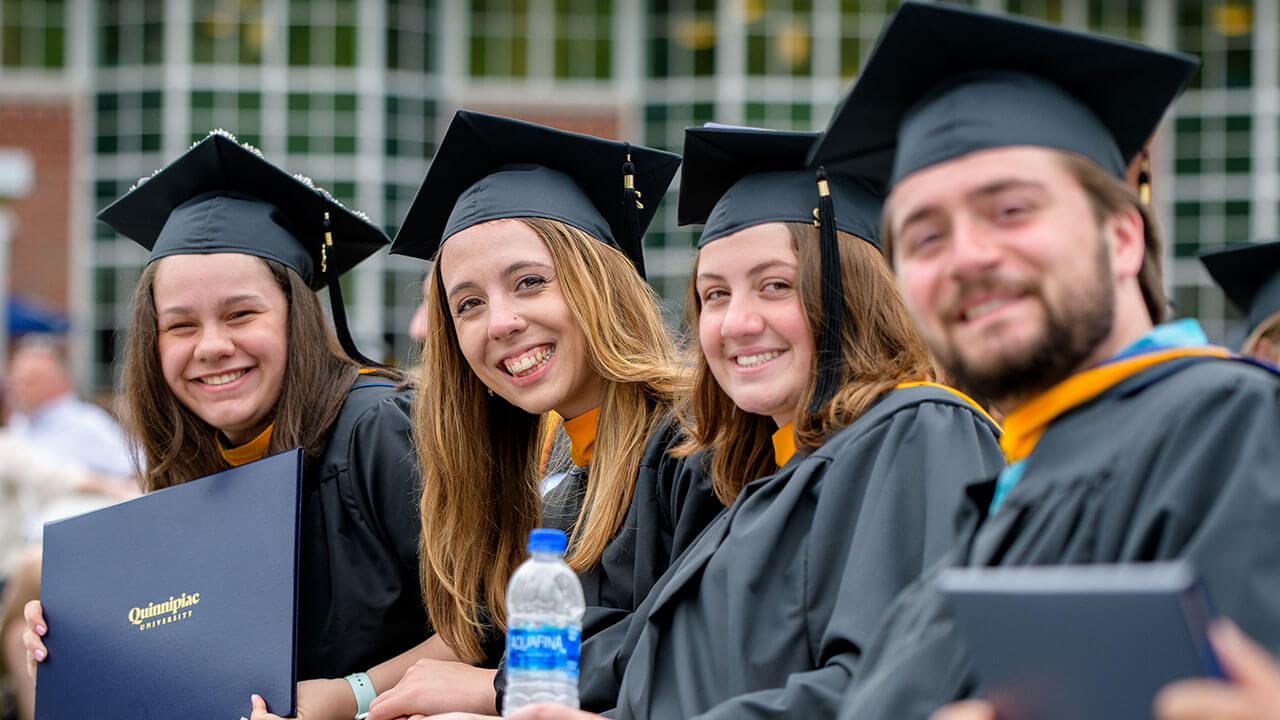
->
[344, 671, 376, 720]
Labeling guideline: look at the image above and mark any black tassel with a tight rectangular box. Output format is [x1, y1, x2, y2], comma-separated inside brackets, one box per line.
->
[808, 167, 844, 415]
[322, 210, 384, 368]
[622, 142, 646, 278]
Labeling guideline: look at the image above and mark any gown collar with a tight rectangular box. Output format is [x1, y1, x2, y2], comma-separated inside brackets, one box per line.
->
[563, 407, 600, 467]
[771, 423, 796, 467]
[1000, 321, 1227, 464]
[217, 422, 275, 467]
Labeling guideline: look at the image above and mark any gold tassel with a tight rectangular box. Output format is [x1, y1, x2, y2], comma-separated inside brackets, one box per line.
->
[1137, 150, 1151, 206]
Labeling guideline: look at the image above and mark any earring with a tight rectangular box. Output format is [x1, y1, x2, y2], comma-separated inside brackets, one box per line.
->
[487, 387, 494, 397]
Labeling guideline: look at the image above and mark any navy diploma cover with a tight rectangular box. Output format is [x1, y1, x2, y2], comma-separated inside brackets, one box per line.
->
[939, 562, 1221, 720]
[35, 448, 303, 719]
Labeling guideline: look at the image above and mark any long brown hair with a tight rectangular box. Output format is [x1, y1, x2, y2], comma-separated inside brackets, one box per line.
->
[678, 223, 935, 505]
[415, 217, 681, 663]
[123, 256, 401, 491]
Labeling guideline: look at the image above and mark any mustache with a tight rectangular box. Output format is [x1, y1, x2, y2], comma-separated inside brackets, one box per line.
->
[943, 273, 1037, 317]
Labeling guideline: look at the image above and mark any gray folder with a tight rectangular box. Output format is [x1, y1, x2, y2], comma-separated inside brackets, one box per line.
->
[938, 562, 1221, 720]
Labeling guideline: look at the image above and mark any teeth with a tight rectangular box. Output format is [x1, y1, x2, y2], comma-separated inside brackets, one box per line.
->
[504, 347, 554, 377]
[963, 298, 1013, 321]
[735, 351, 780, 368]
[200, 370, 247, 386]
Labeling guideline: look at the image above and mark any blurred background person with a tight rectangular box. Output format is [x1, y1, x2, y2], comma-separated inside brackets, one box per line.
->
[0, 335, 136, 720]
[0, 431, 103, 720]
[1200, 241, 1280, 365]
[5, 334, 135, 484]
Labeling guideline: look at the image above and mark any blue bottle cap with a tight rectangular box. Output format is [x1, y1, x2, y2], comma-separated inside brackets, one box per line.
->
[528, 528, 568, 554]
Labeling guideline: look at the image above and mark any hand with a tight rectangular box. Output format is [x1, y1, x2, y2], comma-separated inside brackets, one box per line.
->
[1154, 619, 1280, 720]
[929, 699, 997, 720]
[507, 705, 606, 719]
[296, 677, 359, 720]
[22, 600, 47, 679]
[416, 703, 602, 719]
[365, 658, 497, 719]
[241, 678, 356, 720]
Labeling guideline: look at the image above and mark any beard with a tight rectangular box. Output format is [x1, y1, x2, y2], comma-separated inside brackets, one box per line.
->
[933, 237, 1116, 406]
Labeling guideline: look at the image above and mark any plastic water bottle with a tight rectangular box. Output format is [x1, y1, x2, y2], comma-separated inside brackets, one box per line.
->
[503, 528, 585, 716]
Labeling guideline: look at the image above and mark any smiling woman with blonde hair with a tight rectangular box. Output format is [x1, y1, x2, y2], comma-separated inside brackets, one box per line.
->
[351, 112, 722, 720]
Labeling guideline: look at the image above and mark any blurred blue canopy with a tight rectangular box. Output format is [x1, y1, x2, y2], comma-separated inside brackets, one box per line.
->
[8, 295, 69, 335]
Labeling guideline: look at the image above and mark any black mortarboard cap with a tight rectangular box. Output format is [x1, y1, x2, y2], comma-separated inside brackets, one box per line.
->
[679, 125, 882, 248]
[389, 110, 681, 278]
[97, 130, 388, 291]
[97, 130, 391, 366]
[808, 1, 1199, 191]
[1200, 241, 1280, 335]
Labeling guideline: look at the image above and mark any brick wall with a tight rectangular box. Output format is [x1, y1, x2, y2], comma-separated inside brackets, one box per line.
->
[0, 95, 73, 314]
[459, 104, 620, 141]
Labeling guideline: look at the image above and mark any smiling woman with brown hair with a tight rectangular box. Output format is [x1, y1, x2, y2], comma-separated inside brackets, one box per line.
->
[23, 131, 430, 720]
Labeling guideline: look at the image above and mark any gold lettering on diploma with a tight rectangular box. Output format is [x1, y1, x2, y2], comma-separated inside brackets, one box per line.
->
[127, 592, 201, 631]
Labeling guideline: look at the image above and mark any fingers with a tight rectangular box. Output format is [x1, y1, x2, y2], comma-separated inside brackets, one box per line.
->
[508, 704, 604, 720]
[22, 624, 46, 658]
[22, 621, 47, 680]
[22, 599, 47, 678]
[365, 683, 407, 720]
[367, 684, 425, 720]
[23, 600, 46, 635]
[1153, 678, 1261, 720]
[1211, 620, 1280, 703]
[929, 700, 999, 720]
[246, 693, 286, 720]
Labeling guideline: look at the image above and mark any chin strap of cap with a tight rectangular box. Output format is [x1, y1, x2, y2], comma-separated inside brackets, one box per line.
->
[322, 209, 384, 368]
[808, 167, 844, 415]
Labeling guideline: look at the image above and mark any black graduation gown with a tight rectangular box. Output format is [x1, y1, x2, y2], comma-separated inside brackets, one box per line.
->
[582, 384, 1005, 719]
[837, 357, 1280, 720]
[296, 380, 430, 679]
[539, 416, 724, 640]
[492, 416, 724, 707]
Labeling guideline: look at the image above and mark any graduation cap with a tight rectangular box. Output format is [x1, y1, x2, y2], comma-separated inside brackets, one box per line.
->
[808, 1, 1199, 191]
[680, 125, 881, 248]
[97, 130, 389, 366]
[680, 125, 885, 413]
[1199, 241, 1280, 336]
[389, 110, 682, 278]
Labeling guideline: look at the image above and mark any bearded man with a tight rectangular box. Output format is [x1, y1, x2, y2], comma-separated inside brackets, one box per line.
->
[806, 2, 1280, 718]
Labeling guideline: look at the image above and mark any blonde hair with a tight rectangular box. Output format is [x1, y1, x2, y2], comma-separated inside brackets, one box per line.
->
[677, 223, 936, 504]
[414, 217, 682, 663]
[1243, 310, 1280, 357]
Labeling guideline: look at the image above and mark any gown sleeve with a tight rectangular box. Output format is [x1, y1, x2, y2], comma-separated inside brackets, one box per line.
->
[342, 387, 422, 570]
